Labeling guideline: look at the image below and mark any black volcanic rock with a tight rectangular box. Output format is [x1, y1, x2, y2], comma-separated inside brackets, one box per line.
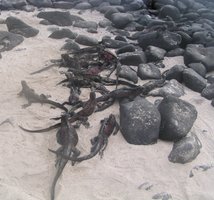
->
[75, 2, 92, 10]
[138, 63, 161, 80]
[37, 11, 84, 26]
[102, 37, 128, 49]
[118, 65, 138, 83]
[149, 79, 185, 98]
[49, 29, 77, 39]
[61, 40, 80, 52]
[73, 21, 98, 30]
[27, 0, 52, 7]
[184, 44, 214, 72]
[145, 46, 166, 62]
[166, 48, 185, 57]
[158, 96, 198, 141]
[138, 31, 181, 51]
[0, 31, 24, 52]
[75, 35, 98, 46]
[120, 97, 161, 145]
[168, 133, 202, 164]
[119, 51, 146, 66]
[6, 16, 39, 38]
[159, 5, 181, 20]
[188, 63, 207, 78]
[110, 13, 134, 29]
[162, 65, 186, 83]
[183, 68, 207, 93]
[201, 84, 214, 100]
[0, 0, 27, 9]
[116, 44, 136, 55]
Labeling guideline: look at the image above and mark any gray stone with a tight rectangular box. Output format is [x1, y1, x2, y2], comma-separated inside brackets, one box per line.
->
[184, 44, 214, 72]
[61, 40, 80, 52]
[138, 31, 181, 51]
[165, 48, 185, 57]
[138, 63, 161, 80]
[98, 19, 111, 28]
[53, 1, 74, 9]
[75, 35, 98, 46]
[120, 97, 161, 145]
[119, 51, 146, 66]
[0, 0, 27, 9]
[110, 13, 134, 29]
[149, 79, 185, 97]
[73, 21, 98, 29]
[188, 63, 207, 78]
[0, 31, 24, 52]
[102, 37, 128, 49]
[49, 29, 77, 39]
[6, 16, 39, 38]
[159, 5, 181, 20]
[201, 84, 214, 100]
[162, 65, 186, 83]
[27, 0, 52, 7]
[183, 68, 207, 93]
[168, 133, 202, 164]
[37, 11, 84, 26]
[158, 96, 198, 141]
[145, 46, 166, 62]
[75, 2, 92, 10]
[118, 65, 138, 83]
[116, 44, 136, 55]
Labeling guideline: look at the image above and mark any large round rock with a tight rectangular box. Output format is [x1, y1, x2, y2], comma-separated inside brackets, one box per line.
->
[168, 132, 202, 164]
[6, 16, 39, 38]
[110, 13, 134, 29]
[158, 96, 198, 141]
[120, 97, 161, 145]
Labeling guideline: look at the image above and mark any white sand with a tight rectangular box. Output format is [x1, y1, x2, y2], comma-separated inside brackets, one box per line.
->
[0, 8, 214, 200]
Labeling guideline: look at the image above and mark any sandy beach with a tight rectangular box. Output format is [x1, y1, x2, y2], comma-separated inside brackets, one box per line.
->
[0, 7, 214, 200]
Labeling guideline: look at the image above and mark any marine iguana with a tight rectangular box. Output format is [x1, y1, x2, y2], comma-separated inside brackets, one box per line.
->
[49, 114, 80, 200]
[18, 80, 68, 112]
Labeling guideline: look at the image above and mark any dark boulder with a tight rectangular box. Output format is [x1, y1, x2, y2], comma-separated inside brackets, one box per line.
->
[165, 48, 184, 57]
[168, 132, 202, 164]
[89, 0, 103, 7]
[98, 19, 111, 28]
[0, 0, 27, 9]
[158, 96, 198, 141]
[37, 11, 84, 26]
[201, 84, 214, 100]
[184, 44, 214, 72]
[145, 46, 166, 62]
[53, 1, 74, 9]
[110, 13, 134, 29]
[27, 0, 53, 7]
[6, 16, 39, 38]
[61, 40, 80, 52]
[188, 63, 207, 78]
[116, 44, 136, 55]
[73, 21, 98, 30]
[159, 5, 181, 20]
[0, 31, 24, 52]
[149, 79, 185, 97]
[119, 51, 146, 66]
[74, 2, 92, 10]
[207, 75, 214, 84]
[75, 35, 98, 46]
[183, 68, 207, 93]
[138, 31, 181, 51]
[120, 97, 161, 145]
[49, 29, 77, 39]
[102, 37, 128, 49]
[117, 65, 138, 83]
[162, 65, 186, 83]
[138, 63, 161, 80]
